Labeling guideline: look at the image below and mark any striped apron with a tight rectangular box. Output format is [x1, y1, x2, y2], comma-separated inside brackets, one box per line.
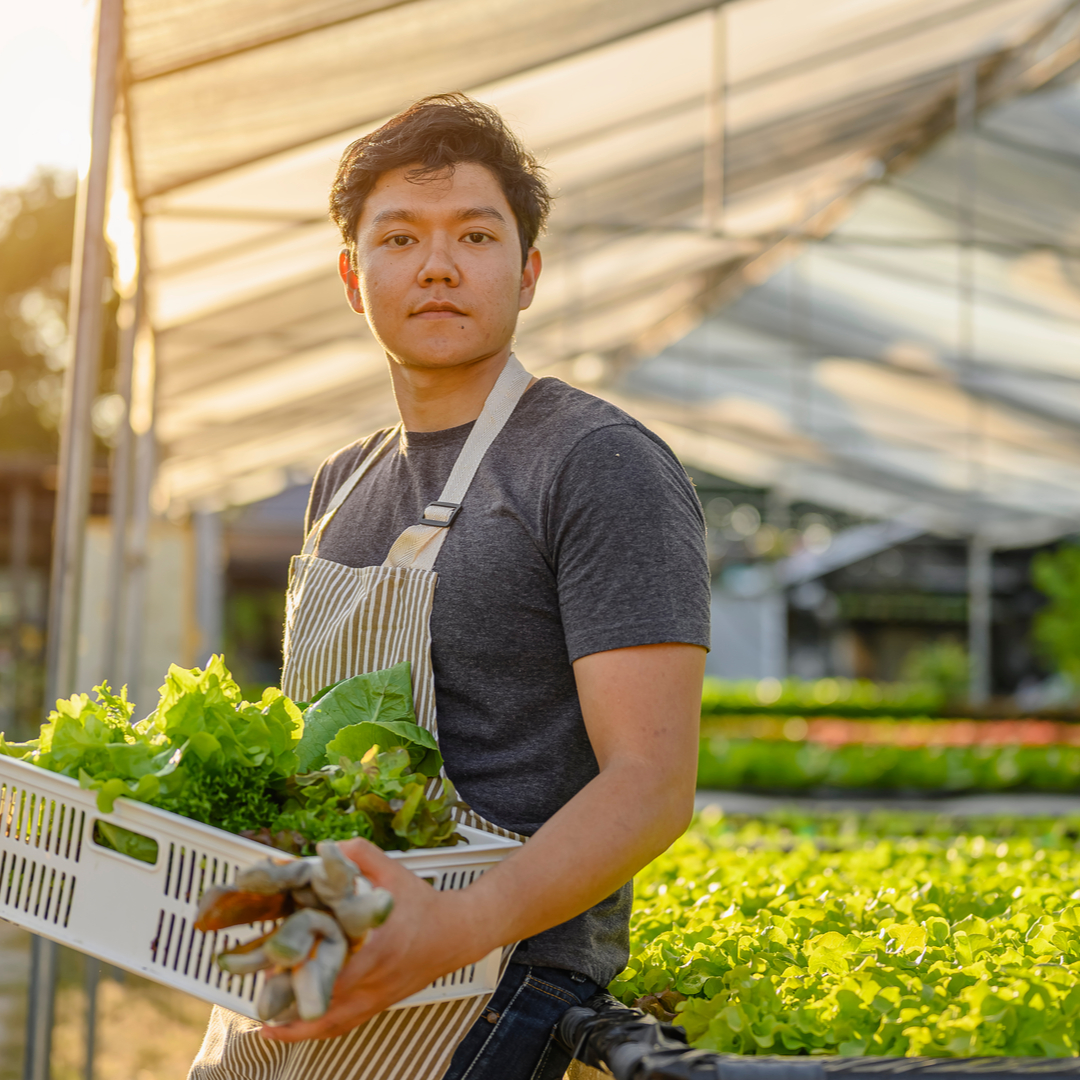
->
[189, 356, 532, 1080]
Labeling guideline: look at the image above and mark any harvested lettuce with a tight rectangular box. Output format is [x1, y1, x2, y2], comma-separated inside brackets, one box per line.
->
[3, 658, 462, 853]
[92, 820, 159, 864]
[326, 720, 442, 777]
[2, 658, 302, 833]
[295, 662, 416, 771]
[269, 746, 463, 854]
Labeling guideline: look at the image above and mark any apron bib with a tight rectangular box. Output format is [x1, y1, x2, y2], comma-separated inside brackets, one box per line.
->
[189, 357, 532, 1080]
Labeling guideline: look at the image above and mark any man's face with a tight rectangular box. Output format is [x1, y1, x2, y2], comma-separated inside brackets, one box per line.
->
[340, 162, 541, 370]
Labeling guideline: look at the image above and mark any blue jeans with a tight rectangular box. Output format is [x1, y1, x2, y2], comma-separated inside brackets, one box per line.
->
[442, 962, 599, 1080]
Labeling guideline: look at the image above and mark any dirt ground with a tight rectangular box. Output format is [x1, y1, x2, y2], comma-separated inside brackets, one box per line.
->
[0, 922, 600, 1079]
[0, 920, 30, 1080]
[0, 922, 211, 1080]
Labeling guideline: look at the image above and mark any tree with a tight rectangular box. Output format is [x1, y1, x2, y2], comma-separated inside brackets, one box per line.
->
[0, 169, 118, 458]
[1, 172, 118, 735]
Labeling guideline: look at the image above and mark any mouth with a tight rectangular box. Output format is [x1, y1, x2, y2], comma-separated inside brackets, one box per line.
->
[411, 301, 467, 319]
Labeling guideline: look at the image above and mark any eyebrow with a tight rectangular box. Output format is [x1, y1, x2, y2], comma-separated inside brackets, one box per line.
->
[368, 205, 508, 228]
[454, 206, 507, 225]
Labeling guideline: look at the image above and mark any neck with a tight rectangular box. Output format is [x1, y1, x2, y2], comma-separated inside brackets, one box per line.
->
[387, 346, 513, 432]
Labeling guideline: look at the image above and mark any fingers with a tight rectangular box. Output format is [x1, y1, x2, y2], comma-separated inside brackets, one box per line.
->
[259, 999, 375, 1042]
[257, 933, 432, 1042]
[338, 838, 415, 889]
[258, 962, 413, 1042]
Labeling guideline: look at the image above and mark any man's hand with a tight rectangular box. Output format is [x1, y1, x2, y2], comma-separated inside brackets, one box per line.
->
[261, 641, 704, 1042]
[261, 838, 485, 1042]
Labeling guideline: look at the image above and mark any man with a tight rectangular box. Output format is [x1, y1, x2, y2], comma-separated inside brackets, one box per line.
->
[261, 93, 709, 1077]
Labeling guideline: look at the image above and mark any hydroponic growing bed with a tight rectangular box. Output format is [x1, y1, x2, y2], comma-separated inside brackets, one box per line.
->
[613, 809, 1080, 1058]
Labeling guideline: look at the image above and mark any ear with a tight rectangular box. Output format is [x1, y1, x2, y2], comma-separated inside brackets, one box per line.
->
[338, 249, 364, 315]
[518, 247, 542, 312]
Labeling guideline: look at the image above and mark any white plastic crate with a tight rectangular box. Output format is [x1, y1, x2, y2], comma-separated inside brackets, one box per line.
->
[0, 755, 519, 1018]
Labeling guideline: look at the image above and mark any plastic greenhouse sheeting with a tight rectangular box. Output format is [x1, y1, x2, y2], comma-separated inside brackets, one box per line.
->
[610, 67, 1080, 547]
[114, 0, 1080, 521]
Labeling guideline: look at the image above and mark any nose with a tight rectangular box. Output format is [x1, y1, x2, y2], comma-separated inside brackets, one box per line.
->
[417, 235, 460, 288]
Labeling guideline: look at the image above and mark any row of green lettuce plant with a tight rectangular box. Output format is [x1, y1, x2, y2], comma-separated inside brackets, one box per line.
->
[701, 678, 948, 718]
[614, 809, 1080, 1056]
[698, 735, 1080, 793]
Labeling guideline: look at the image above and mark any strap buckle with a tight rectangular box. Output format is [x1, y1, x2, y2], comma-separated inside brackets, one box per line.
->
[418, 501, 461, 528]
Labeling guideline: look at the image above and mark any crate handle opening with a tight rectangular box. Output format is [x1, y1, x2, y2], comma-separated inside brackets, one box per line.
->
[92, 820, 160, 866]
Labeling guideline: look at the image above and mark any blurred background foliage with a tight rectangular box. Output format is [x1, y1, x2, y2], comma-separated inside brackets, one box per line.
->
[701, 676, 949, 719]
[900, 639, 971, 712]
[1032, 544, 1080, 688]
[0, 171, 75, 456]
[0, 170, 117, 460]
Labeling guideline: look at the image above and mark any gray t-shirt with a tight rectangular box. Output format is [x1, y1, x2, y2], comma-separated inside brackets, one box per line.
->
[305, 376, 710, 985]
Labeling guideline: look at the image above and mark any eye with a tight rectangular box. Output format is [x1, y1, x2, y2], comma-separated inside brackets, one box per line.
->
[389, 235, 414, 247]
[465, 232, 489, 244]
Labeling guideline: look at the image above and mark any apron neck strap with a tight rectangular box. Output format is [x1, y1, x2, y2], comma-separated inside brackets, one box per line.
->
[384, 354, 533, 571]
[301, 425, 400, 557]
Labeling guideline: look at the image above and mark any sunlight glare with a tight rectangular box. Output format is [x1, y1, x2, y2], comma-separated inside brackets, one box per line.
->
[0, 0, 94, 189]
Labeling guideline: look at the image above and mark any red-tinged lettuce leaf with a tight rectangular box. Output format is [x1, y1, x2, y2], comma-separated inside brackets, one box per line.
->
[325, 720, 442, 777]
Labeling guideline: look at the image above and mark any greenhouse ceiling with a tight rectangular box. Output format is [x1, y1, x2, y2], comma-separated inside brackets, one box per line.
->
[116, 0, 1080, 530]
[612, 63, 1080, 549]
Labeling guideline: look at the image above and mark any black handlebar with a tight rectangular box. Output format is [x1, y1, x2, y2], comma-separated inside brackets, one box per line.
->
[555, 995, 1080, 1080]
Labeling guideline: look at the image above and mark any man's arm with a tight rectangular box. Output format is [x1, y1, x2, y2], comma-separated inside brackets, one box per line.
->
[262, 641, 704, 1042]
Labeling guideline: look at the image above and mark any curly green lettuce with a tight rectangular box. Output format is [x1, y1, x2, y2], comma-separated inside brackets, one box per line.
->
[2, 657, 302, 834]
[4, 658, 464, 854]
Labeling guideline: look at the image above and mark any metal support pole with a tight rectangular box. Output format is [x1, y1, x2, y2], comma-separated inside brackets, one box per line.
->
[765, 489, 790, 533]
[5, 482, 31, 733]
[956, 61, 985, 509]
[102, 273, 143, 690]
[703, 3, 727, 234]
[193, 510, 225, 664]
[84, 958, 100, 1080]
[968, 535, 992, 707]
[788, 252, 814, 440]
[119, 385, 157, 700]
[89, 281, 141, 1080]
[763, 590, 787, 680]
[43, 0, 122, 706]
[23, 936, 57, 1080]
[956, 64, 990, 711]
[29, 2, 123, 1079]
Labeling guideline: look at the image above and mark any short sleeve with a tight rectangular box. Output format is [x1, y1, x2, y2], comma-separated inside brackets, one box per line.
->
[304, 460, 333, 535]
[303, 429, 393, 535]
[546, 423, 711, 662]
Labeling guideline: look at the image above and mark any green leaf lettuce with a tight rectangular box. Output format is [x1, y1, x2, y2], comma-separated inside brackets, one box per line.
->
[296, 662, 417, 771]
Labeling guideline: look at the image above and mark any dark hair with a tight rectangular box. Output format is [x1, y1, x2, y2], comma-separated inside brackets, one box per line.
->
[330, 93, 551, 268]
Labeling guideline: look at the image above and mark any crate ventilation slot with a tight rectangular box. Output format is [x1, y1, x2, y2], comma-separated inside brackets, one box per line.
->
[163, 842, 233, 902]
[0, 850, 76, 927]
[150, 909, 261, 1003]
[1, 784, 85, 861]
[153, 843, 258, 1002]
[435, 869, 481, 891]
